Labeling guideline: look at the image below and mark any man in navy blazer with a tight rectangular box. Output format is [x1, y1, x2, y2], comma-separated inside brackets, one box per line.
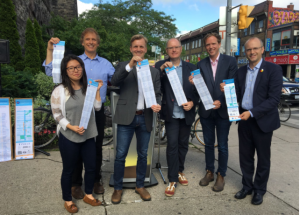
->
[221, 37, 282, 205]
[189, 33, 237, 192]
[155, 38, 199, 197]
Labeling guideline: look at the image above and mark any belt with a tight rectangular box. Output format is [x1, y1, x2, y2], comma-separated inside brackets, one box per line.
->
[136, 110, 144, 115]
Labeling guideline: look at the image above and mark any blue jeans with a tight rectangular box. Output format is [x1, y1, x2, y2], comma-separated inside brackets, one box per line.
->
[200, 111, 231, 177]
[114, 115, 151, 190]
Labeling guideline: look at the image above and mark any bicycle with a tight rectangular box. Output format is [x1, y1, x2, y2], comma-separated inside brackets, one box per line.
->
[278, 98, 291, 122]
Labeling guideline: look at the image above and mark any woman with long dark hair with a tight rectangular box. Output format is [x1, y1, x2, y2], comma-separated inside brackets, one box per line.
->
[51, 55, 103, 213]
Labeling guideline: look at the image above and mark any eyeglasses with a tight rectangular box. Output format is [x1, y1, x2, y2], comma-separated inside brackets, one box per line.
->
[166, 46, 181, 50]
[67, 65, 83, 73]
[246, 47, 262, 53]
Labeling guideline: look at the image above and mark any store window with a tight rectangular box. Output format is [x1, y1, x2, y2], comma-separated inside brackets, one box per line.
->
[258, 20, 263, 28]
[192, 41, 194, 49]
[242, 45, 245, 56]
[281, 30, 291, 46]
[186, 43, 189, 50]
[272, 32, 281, 51]
[199, 39, 201, 47]
[195, 40, 198, 48]
[184, 44, 186, 50]
[244, 28, 247, 36]
[293, 35, 299, 48]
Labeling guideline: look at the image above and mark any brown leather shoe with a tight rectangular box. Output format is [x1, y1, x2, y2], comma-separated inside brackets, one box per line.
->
[135, 187, 151, 201]
[111, 190, 123, 204]
[64, 202, 78, 213]
[199, 170, 214, 186]
[71, 186, 84, 199]
[94, 182, 104, 194]
[83, 195, 102, 206]
[213, 172, 225, 192]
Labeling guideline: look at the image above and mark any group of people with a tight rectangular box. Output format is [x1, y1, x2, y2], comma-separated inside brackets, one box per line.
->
[44, 28, 282, 213]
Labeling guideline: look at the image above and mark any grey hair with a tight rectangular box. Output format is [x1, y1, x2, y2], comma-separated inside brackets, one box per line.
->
[244, 37, 264, 49]
[166, 38, 181, 48]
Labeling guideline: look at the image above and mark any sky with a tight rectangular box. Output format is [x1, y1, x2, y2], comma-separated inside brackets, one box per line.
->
[77, 0, 299, 37]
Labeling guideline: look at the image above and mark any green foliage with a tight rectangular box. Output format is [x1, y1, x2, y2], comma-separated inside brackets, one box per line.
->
[1, 65, 37, 98]
[24, 18, 40, 74]
[181, 47, 186, 59]
[189, 55, 199, 65]
[200, 52, 208, 61]
[0, 0, 23, 69]
[33, 19, 46, 69]
[46, 0, 177, 62]
[34, 72, 55, 101]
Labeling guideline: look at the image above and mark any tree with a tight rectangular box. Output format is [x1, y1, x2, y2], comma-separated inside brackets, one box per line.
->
[47, 0, 178, 62]
[0, 0, 23, 70]
[24, 18, 40, 74]
[33, 19, 46, 68]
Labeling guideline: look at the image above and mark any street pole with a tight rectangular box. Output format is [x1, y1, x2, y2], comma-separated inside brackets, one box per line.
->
[225, 0, 232, 55]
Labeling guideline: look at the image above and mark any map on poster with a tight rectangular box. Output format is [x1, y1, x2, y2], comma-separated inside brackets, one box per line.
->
[15, 99, 34, 160]
[0, 98, 13, 162]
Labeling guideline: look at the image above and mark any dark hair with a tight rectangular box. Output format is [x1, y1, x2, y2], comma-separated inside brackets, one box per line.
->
[60, 54, 87, 98]
[203, 32, 221, 45]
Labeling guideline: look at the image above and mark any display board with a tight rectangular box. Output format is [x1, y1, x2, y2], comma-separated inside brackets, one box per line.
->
[0, 97, 13, 162]
[14, 98, 34, 160]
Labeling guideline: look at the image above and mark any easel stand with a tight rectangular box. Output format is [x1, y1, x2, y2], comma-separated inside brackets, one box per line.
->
[35, 147, 50, 156]
[155, 113, 167, 184]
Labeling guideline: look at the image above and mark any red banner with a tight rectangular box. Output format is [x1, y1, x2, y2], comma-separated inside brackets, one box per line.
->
[265, 56, 289, 64]
[289, 55, 299, 64]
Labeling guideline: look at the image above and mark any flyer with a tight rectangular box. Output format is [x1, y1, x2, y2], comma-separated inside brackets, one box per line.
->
[223, 79, 241, 122]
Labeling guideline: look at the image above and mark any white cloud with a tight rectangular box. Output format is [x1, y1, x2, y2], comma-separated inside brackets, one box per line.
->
[176, 30, 190, 37]
[77, 0, 94, 15]
[189, 3, 199, 11]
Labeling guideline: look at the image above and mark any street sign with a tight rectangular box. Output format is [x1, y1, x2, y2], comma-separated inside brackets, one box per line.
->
[155, 47, 161, 54]
[151, 46, 156, 52]
[219, 26, 238, 53]
[265, 38, 271, 52]
[235, 38, 240, 56]
[219, 7, 239, 26]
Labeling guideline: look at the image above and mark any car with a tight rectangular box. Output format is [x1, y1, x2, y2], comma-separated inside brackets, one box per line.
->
[282, 76, 299, 104]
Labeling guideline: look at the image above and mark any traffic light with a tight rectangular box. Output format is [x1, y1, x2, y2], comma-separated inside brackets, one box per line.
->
[238, 5, 254, 30]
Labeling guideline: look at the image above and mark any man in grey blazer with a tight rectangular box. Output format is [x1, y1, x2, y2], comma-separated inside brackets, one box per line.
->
[189, 33, 237, 192]
[110, 34, 161, 204]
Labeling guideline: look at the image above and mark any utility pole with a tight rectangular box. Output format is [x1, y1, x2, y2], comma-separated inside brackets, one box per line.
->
[225, 0, 232, 55]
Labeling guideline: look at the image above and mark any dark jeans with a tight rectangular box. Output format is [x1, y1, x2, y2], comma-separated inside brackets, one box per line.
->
[165, 118, 190, 182]
[59, 133, 96, 201]
[200, 111, 231, 177]
[238, 117, 273, 195]
[72, 105, 105, 186]
[113, 114, 151, 190]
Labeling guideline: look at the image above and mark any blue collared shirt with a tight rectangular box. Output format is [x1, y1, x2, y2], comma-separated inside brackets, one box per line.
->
[172, 60, 185, 119]
[43, 53, 115, 103]
[242, 59, 263, 116]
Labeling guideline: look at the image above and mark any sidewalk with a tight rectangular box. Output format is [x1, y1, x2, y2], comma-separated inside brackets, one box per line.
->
[0, 123, 298, 215]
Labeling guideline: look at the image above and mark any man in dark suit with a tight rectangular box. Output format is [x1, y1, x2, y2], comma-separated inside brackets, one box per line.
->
[189, 33, 237, 192]
[155, 38, 199, 197]
[110, 34, 161, 204]
[221, 37, 282, 205]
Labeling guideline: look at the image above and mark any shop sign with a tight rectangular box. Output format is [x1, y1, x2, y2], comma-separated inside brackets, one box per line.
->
[270, 50, 288, 55]
[267, 9, 299, 29]
[265, 38, 271, 52]
[237, 57, 248, 64]
[265, 55, 289, 65]
[289, 55, 299, 64]
[288, 49, 299, 54]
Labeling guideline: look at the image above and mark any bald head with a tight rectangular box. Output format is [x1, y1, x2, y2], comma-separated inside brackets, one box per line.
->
[166, 38, 181, 48]
[244, 37, 263, 49]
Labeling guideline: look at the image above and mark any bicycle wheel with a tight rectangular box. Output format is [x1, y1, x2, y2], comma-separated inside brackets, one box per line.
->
[278, 102, 291, 122]
[194, 118, 218, 147]
[34, 108, 57, 148]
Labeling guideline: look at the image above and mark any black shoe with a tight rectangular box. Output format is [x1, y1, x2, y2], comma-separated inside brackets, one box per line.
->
[252, 193, 263, 205]
[234, 189, 252, 199]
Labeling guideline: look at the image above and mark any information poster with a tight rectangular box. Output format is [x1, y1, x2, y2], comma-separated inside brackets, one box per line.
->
[0, 98, 13, 162]
[14, 99, 34, 160]
[223, 79, 241, 122]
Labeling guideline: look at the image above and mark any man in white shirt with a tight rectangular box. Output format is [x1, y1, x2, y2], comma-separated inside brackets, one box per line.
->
[110, 34, 161, 204]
